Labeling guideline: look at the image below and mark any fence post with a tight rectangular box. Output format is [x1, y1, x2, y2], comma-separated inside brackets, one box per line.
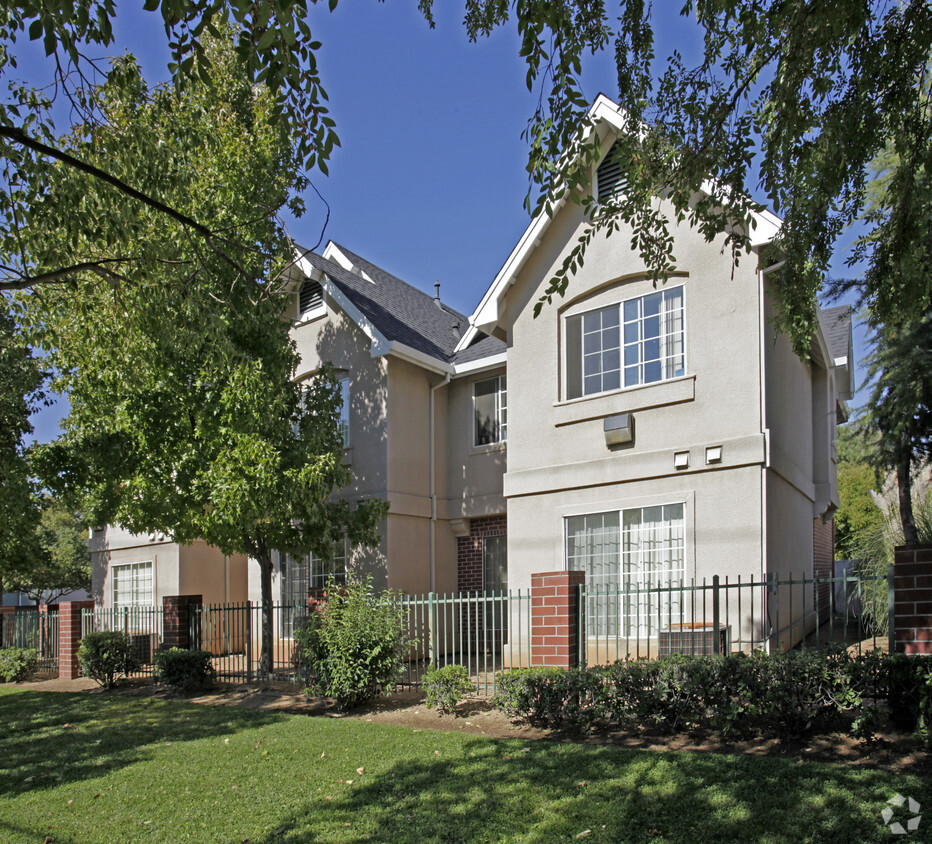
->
[428, 592, 437, 669]
[245, 601, 253, 682]
[58, 600, 94, 680]
[712, 575, 721, 655]
[531, 571, 585, 669]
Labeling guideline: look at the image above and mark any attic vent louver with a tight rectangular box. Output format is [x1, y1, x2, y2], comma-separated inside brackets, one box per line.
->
[597, 140, 628, 202]
[299, 279, 323, 314]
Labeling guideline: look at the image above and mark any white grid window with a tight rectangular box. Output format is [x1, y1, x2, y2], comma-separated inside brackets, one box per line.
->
[623, 287, 684, 388]
[474, 375, 507, 446]
[338, 377, 350, 447]
[566, 504, 685, 636]
[566, 286, 684, 399]
[112, 562, 153, 612]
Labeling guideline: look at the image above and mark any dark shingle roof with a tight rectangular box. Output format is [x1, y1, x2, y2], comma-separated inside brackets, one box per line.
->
[819, 305, 852, 361]
[296, 244, 505, 366]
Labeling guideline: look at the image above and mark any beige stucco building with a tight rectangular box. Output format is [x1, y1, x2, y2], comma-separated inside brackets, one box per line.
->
[91, 96, 852, 650]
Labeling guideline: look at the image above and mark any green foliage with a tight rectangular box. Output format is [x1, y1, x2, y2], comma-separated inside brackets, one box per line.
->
[10, 497, 92, 604]
[0, 301, 44, 594]
[886, 654, 932, 744]
[853, 485, 932, 635]
[0, 647, 39, 682]
[495, 649, 896, 740]
[423, 664, 474, 716]
[77, 631, 141, 688]
[294, 577, 410, 710]
[154, 648, 216, 693]
[835, 462, 884, 561]
[19, 32, 385, 674]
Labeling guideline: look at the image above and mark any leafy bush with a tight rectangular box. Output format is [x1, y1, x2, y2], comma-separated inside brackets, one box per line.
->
[423, 664, 474, 715]
[0, 647, 40, 682]
[294, 576, 410, 710]
[78, 631, 141, 687]
[886, 653, 932, 742]
[154, 648, 216, 692]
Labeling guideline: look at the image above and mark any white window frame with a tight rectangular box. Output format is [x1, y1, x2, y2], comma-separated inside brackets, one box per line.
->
[565, 503, 685, 636]
[473, 374, 507, 447]
[111, 561, 153, 612]
[565, 285, 685, 400]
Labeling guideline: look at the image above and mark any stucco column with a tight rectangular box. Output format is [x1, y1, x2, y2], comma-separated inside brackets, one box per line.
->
[58, 601, 94, 680]
[531, 570, 585, 668]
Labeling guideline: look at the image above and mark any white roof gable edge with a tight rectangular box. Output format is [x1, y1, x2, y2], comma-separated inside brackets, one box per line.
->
[456, 94, 782, 350]
[295, 250, 455, 376]
[295, 251, 392, 360]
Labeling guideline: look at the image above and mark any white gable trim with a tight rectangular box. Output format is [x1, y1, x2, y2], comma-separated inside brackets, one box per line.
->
[457, 94, 782, 350]
[294, 250, 454, 375]
[321, 241, 375, 283]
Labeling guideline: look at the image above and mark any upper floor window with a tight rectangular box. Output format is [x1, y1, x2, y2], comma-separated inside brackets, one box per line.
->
[338, 377, 350, 447]
[474, 375, 507, 446]
[565, 285, 684, 399]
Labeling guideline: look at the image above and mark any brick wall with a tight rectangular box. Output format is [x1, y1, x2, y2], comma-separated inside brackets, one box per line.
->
[58, 601, 94, 680]
[893, 545, 932, 655]
[531, 570, 585, 668]
[163, 595, 202, 650]
[813, 517, 834, 617]
[457, 515, 507, 593]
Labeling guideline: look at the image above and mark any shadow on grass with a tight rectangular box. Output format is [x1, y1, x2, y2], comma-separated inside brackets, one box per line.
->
[0, 689, 285, 798]
[258, 736, 930, 843]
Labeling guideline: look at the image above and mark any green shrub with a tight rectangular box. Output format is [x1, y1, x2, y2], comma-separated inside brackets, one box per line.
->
[492, 666, 604, 730]
[154, 648, 216, 692]
[0, 647, 40, 682]
[886, 653, 932, 742]
[423, 664, 474, 715]
[294, 576, 410, 710]
[494, 649, 896, 739]
[78, 631, 141, 687]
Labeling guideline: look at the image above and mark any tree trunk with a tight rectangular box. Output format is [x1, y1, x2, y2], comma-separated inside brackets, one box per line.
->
[897, 448, 919, 546]
[256, 544, 275, 676]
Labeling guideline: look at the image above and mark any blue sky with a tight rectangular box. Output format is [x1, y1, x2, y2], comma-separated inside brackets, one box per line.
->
[17, 2, 867, 440]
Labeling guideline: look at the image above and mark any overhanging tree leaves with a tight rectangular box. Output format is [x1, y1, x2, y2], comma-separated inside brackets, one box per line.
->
[3, 1, 931, 353]
[23, 35, 384, 673]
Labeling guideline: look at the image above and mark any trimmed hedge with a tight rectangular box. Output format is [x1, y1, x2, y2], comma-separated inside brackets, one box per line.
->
[493, 649, 927, 740]
[0, 647, 40, 682]
[154, 648, 216, 692]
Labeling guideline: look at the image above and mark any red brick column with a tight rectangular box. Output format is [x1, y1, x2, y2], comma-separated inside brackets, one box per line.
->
[531, 570, 585, 668]
[163, 595, 202, 650]
[894, 545, 932, 655]
[58, 601, 94, 680]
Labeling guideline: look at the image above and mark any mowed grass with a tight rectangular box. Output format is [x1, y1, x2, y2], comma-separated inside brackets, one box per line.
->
[0, 687, 928, 844]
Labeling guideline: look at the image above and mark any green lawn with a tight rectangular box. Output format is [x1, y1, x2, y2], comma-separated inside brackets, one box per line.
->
[0, 687, 927, 843]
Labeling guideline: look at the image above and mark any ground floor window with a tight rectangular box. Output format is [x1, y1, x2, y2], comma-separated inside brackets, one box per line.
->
[566, 503, 685, 636]
[280, 540, 349, 637]
[111, 562, 153, 612]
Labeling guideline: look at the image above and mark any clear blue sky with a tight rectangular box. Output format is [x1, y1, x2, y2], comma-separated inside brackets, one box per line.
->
[17, 2, 868, 440]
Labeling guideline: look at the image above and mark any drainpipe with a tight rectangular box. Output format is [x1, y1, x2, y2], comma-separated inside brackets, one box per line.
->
[429, 373, 451, 593]
[759, 258, 784, 648]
